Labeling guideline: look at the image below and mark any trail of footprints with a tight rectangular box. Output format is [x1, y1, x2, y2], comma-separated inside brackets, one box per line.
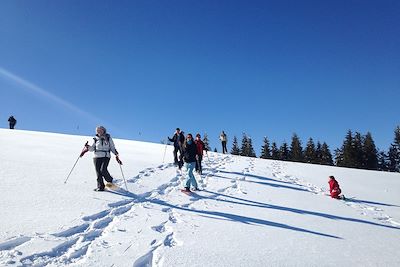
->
[269, 161, 400, 228]
[0, 154, 231, 266]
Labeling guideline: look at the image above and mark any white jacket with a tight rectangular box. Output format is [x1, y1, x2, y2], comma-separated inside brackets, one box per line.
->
[88, 134, 118, 158]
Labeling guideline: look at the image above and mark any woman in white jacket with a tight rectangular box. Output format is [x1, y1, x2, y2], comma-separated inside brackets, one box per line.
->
[86, 126, 122, 191]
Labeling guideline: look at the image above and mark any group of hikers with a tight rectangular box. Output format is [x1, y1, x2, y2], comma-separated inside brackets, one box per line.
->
[79, 125, 345, 198]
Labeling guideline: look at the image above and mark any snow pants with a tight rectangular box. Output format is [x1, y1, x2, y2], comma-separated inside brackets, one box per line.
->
[94, 157, 113, 189]
[221, 141, 227, 154]
[185, 162, 198, 189]
[195, 155, 203, 174]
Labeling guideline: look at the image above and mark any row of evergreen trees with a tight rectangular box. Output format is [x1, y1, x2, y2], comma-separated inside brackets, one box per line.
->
[221, 126, 400, 172]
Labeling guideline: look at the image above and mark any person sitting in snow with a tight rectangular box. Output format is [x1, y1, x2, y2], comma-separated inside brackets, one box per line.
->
[328, 176, 344, 199]
[82, 126, 122, 191]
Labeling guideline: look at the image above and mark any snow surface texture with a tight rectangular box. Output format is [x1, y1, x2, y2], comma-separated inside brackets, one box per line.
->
[0, 129, 399, 266]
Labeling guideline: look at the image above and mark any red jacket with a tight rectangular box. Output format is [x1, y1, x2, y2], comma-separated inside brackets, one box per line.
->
[328, 178, 341, 199]
[195, 140, 205, 156]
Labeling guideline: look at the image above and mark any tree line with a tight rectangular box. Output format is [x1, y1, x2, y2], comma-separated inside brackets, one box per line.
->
[226, 126, 400, 172]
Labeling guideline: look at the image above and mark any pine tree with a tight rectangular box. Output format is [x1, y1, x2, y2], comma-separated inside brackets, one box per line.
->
[279, 142, 290, 161]
[260, 136, 271, 159]
[240, 133, 256, 157]
[240, 133, 249, 157]
[247, 137, 257, 157]
[271, 142, 280, 160]
[304, 138, 316, 163]
[353, 132, 364, 168]
[388, 144, 398, 172]
[315, 142, 322, 164]
[289, 133, 303, 162]
[334, 148, 344, 166]
[391, 126, 400, 172]
[230, 136, 240, 155]
[321, 142, 333, 165]
[363, 132, 378, 170]
[377, 150, 388, 171]
[202, 133, 211, 151]
[214, 148, 218, 152]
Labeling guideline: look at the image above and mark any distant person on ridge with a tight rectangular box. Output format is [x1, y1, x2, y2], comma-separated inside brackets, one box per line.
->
[194, 133, 207, 175]
[181, 133, 200, 192]
[328, 176, 344, 199]
[8, 115, 17, 129]
[219, 131, 228, 154]
[168, 128, 185, 169]
[81, 126, 122, 191]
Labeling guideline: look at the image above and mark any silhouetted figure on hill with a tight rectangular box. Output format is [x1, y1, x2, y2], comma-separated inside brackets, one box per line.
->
[8, 116, 17, 129]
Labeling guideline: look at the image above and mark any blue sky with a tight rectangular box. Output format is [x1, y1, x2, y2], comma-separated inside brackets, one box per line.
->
[1, 0, 399, 153]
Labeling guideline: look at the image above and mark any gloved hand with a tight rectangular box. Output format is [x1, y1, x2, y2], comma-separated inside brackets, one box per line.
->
[116, 155, 122, 165]
[80, 147, 89, 157]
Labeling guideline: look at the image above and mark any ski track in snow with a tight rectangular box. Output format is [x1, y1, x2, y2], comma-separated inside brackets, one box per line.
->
[2, 154, 398, 266]
[269, 161, 400, 228]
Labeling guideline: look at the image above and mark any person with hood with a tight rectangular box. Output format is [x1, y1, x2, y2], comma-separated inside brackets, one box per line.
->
[82, 126, 122, 191]
[328, 176, 344, 199]
[194, 133, 207, 175]
[168, 128, 185, 169]
[220, 131, 228, 154]
[8, 115, 17, 129]
[182, 133, 200, 192]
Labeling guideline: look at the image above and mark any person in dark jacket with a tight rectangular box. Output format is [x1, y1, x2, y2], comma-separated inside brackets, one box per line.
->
[168, 128, 185, 169]
[194, 133, 207, 175]
[182, 133, 200, 192]
[8, 116, 17, 129]
[82, 126, 122, 191]
[328, 176, 343, 199]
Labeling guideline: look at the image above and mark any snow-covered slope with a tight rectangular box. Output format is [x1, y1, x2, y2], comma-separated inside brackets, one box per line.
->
[1, 129, 399, 266]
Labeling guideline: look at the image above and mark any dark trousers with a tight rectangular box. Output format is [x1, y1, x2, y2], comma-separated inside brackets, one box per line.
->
[222, 141, 227, 154]
[94, 157, 113, 189]
[173, 146, 183, 169]
[195, 155, 203, 174]
[9, 123, 15, 129]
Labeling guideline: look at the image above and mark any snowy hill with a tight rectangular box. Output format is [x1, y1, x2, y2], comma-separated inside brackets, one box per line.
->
[0, 129, 399, 267]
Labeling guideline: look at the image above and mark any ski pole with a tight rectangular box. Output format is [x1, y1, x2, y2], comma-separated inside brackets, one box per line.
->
[162, 140, 168, 163]
[119, 164, 128, 191]
[64, 141, 89, 184]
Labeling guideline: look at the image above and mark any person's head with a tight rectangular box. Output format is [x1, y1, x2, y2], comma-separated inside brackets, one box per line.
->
[96, 126, 107, 136]
[329, 175, 335, 180]
[196, 133, 201, 140]
[176, 128, 180, 134]
[186, 133, 193, 144]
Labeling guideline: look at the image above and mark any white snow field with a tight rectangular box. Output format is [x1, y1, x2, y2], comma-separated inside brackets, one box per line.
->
[0, 129, 399, 267]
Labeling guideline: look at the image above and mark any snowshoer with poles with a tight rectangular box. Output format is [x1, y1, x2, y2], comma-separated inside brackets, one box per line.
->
[194, 133, 207, 175]
[168, 128, 185, 169]
[82, 126, 122, 191]
[181, 133, 201, 193]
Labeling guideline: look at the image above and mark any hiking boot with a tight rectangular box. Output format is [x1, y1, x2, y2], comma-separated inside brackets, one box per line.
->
[94, 187, 105, 192]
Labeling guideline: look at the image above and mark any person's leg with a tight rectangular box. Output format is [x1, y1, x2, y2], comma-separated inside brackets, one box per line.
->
[186, 162, 198, 189]
[100, 157, 113, 183]
[198, 155, 203, 174]
[94, 158, 105, 190]
[173, 147, 179, 164]
[223, 141, 227, 153]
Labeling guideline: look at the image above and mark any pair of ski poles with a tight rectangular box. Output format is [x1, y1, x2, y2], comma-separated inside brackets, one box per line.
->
[64, 141, 128, 191]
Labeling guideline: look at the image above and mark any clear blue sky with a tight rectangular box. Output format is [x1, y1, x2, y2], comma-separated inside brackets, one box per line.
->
[1, 0, 399, 154]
